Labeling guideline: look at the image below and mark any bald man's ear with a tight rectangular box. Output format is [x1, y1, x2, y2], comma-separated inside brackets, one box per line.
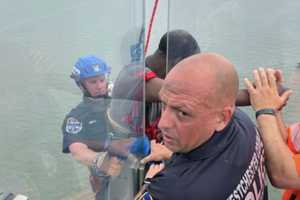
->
[215, 106, 234, 131]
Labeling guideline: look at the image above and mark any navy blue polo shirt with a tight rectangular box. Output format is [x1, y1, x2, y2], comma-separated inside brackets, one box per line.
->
[62, 96, 111, 153]
[146, 108, 267, 200]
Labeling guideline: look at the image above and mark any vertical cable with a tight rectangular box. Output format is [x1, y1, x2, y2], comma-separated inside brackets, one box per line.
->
[144, 0, 159, 54]
[166, 0, 171, 73]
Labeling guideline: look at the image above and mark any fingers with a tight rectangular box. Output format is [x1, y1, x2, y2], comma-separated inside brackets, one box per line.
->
[150, 163, 164, 172]
[158, 163, 165, 170]
[258, 68, 269, 87]
[147, 163, 164, 173]
[107, 157, 123, 177]
[252, 68, 277, 90]
[246, 67, 290, 111]
[150, 140, 157, 149]
[145, 163, 165, 179]
[140, 152, 162, 164]
[280, 90, 293, 106]
[266, 68, 277, 91]
[140, 155, 152, 164]
[274, 69, 284, 83]
[244, 78, 255, 94]
[253, 69, 262, 89]
[140, 140, 157, 164]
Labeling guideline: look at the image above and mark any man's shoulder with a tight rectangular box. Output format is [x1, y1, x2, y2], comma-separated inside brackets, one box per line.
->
[148, 157, 237, 199]
[65, 98, 102, 118]
[62, 101, 90, 129]
[232, 108, 257, 135]
[233, 108, 252, 122]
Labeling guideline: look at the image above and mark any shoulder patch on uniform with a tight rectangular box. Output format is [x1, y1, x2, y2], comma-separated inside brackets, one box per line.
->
[65, 117, 82, 134]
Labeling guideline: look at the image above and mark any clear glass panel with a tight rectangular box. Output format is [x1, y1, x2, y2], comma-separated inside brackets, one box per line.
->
[145, 0, 169, 56]
[165, 0, 300, 199]
[0, 0, 145, 199]
[167, 0, 300, 123]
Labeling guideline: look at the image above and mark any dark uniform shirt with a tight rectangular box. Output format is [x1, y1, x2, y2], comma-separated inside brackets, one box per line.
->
[62, 96, 111, 153]
[146, 108, 267, 200]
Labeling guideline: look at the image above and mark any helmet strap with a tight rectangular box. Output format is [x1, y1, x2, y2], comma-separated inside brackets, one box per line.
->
[77, 81, 92, 97]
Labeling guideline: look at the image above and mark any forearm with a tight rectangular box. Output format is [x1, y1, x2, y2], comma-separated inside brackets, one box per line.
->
[236, 89, 250, 106]
[257, 115, 299, 188]
[69, 143, 101, 166]
[145, 78, 164, 102]
[276, 111, 288, 142]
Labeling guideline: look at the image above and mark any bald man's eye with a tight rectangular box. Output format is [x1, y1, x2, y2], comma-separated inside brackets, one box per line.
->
[178, 110, 189, 118]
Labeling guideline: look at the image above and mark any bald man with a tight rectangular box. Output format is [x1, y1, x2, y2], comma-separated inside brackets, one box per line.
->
[138, 53, 268, 200]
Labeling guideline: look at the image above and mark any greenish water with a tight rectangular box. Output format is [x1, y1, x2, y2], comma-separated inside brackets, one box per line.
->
[1, 0, 300, 199]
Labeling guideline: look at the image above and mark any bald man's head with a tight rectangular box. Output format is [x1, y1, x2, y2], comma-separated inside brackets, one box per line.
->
[159, 53, 239, 152]
[165, 53, 239, 108]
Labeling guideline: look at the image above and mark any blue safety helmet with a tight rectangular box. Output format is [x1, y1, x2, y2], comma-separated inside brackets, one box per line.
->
[71, 55, 111, 86]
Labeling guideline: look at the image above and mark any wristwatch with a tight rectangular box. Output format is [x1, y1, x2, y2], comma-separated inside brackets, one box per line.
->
[255, 108, 276, 119]
[91, 152, 109, 177]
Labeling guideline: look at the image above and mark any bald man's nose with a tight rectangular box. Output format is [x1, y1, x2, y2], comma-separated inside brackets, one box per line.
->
[158, 107, 173, 130]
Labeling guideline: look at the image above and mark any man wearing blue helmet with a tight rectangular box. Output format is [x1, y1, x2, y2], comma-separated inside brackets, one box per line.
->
[61, 55, 122, 200]
[71, 55, 111, 97]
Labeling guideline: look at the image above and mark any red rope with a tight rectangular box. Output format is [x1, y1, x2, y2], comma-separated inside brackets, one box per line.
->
[144, 0, 159, 54]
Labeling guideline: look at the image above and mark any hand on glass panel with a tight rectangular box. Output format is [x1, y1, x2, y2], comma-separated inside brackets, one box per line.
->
[244, 68, 292, 111]
[141, 140, 172, 164]
[145, 163, 165, 179]
[98, 155, 123, 177]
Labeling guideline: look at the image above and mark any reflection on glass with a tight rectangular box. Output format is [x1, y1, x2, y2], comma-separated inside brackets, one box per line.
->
[167, 1, 300, 199]
[62, 55, 114, 200]
[2, 0, 300, 199]
[61, 2, 146, 200]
